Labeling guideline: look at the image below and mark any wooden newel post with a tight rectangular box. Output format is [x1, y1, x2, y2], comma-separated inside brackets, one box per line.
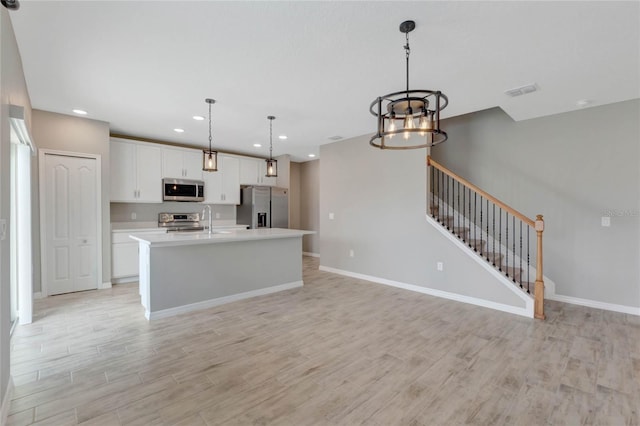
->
[534, 214, 545, 320]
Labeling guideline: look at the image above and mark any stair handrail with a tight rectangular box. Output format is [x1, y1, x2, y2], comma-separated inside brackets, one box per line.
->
[427, 156, 545, 319]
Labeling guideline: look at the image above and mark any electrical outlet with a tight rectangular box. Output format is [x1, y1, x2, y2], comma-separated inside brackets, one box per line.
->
[601, 216, 611, 227]
[349, 249, 354, 258]
[131, 212, 137, 220]
[329, 212, 335, 220]
[437, 262, 444, 271]
[215, 212, 221, 219]
[0, 219, 6, 241]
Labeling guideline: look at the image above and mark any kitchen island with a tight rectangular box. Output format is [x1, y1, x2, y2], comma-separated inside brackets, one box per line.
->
[130, 228, 314, 320]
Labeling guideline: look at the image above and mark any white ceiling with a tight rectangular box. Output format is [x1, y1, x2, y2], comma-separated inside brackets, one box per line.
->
[10, 1, 640, 161]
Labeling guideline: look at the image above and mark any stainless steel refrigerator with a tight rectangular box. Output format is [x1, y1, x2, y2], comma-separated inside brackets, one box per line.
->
[237, 186, 289, 229]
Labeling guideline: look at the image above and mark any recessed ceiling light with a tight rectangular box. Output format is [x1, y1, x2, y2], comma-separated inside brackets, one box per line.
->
[576, 99, 592, 108]
[278, 135, 288, 140]
[72, 109, 87, 115]
[193, 115, 205, 121]
[308, 154, 316, 158]
[173, 128, 184, 133]
[328, 135, 343, 141]
[253, 143, 262, 148]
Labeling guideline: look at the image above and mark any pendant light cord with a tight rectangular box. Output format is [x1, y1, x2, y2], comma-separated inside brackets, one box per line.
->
[405, 31, 410, 97]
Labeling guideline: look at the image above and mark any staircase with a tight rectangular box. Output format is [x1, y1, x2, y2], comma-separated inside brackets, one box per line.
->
[427, 156, 546, 319]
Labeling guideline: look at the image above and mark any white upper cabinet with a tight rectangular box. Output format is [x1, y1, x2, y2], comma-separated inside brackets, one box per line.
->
[203, 155, 240, 205]
[240, 157, 276, 186]
[162, 147, 203, 180]
[110, 139, 162, 203]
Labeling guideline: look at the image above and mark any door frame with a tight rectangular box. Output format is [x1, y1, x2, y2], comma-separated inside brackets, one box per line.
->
[39, 149, 103, 297]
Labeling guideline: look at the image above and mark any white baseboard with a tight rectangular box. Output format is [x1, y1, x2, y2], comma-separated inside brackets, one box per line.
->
[146, 281, 304, 321]
[303, 252, 320, 258]
[33, 292, 43, 299]
[1, 377, 14, 426]
[111, 276, 138, 285]
[547, 293, 640, 316]
[319, 265, 533, 318]
[100, 281, 112, 289]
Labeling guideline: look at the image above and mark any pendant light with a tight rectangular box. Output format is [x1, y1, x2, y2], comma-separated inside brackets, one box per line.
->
[369, 20, 449, 149]
[265, 115, 277, 177]
[202, 98, 218, 172]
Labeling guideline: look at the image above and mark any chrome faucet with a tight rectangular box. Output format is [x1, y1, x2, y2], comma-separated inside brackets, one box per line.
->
[202, 205, 213, 235]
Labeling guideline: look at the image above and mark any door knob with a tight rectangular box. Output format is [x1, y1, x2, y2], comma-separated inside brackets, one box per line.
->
[82, 239, 87, 244]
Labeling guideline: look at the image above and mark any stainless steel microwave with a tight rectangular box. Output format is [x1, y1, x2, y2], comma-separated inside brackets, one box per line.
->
[162, 178, 204, 202]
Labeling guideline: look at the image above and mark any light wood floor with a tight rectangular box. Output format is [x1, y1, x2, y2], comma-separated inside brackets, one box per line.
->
[8, 256, 640, 425]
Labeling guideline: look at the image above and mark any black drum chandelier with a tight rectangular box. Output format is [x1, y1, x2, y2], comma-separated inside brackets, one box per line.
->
[370, 20, 448, 150]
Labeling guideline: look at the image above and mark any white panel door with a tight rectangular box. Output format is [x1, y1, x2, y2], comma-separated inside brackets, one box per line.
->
[44, 154, 98, 295]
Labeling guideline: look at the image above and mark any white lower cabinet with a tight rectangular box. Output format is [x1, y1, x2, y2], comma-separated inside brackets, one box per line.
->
[111, 229, 167, 281]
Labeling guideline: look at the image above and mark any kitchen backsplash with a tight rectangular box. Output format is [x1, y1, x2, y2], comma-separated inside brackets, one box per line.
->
[110, 202, 236, 223]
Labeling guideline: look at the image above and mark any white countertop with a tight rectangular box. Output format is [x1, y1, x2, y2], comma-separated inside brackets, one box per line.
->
[130, 228, 314, 247]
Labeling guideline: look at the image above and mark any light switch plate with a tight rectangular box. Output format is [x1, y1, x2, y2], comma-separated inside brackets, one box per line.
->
[601, 216, 611, 227]
[329, 213, 335, 220]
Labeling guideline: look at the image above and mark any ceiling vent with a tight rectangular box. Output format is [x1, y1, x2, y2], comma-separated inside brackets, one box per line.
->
[504, 83, 539, 97]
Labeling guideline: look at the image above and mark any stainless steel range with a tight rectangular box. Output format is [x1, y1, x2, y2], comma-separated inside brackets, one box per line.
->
[158, 213, 204, 232]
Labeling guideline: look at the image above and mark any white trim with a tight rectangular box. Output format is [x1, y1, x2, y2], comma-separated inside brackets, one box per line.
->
[146, 281, 304, 321]
[33, 292, 43, 299]
[100, 281, 112, 289]
[112, 276, 138, 285]
[303, 252, 320, 258]
[319, 265, 533, 318]
[1, 377, 14, 426]
[547, 294, 640, 316]
[39, 150, 103, 296]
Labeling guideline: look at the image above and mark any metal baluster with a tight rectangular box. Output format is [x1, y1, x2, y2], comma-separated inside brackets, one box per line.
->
[499, 208, 502, 272]
[505, 213, 509, 276]
[463, 184, 466, 240]
[468, 188, 472, 249]
[486, 199, 489, 261]
[527, 227, 530, 293]
[480, 195, 483, 253]
[492, 204, 496, 266]
[457, 181, 461, 236]
[512, 215, 516, 282]
[520, 221, 523, 289]
[436, 170, 440, 221]
[474, 193, 477, 250]
[430, 165, 434, 217]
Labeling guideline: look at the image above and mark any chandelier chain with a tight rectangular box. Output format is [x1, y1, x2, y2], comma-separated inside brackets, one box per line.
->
[405, 31, 410, 96]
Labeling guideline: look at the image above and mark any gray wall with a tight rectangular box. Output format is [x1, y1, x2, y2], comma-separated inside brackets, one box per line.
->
[289, 162, 301, 229]
[433, 101, 640, 307]
[320, 100, 640, 310]
[1, 6, 32, 411]
[31, 110, 111, 291]
[319, 133, 528, 309]
[110, 203, 235, 223]
[300, 160, 319, 254]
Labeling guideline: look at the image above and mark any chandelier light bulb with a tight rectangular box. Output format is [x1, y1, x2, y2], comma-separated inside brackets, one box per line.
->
[388, 112, 397, 137]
